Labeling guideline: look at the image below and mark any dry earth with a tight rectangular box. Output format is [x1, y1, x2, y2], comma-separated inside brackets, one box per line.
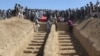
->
[0, 17, 100, 56]
[75, 18, 100, 50]
[0, 17, 34, 56]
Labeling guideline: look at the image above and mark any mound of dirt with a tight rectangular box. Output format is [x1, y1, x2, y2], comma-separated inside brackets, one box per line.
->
[75, 18, 100, 50]
[0, 17, 34, 56]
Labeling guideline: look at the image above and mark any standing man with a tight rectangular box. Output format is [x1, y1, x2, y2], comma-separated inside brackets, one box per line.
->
[14, 3, 18, 16]
[46, 19, 52, 33]
[18, 7, 24, 19]
[34, 11, 40, 32]
[0, 10, 1, 19]
[90, 2, 94, 18]
[86, 4, 90, 18]
[52, 14, 58, 31]
[67, 19, 73, 33]
[28, 9, 32, 20]
[2, 10, 7, 20]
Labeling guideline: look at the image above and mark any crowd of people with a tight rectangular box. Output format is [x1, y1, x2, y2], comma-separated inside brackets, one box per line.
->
[0, 9, 12, 19]
[0, 1, 100, 21]
[0, 1, 100, 32]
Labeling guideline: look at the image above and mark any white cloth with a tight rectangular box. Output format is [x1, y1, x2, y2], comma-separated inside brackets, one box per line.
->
[60, 17, 64, 22]
[34, 23, 40, 32]
[18, 9, 24, 19]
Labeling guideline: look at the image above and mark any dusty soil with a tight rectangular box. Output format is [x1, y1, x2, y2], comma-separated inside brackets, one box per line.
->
[75, 18, 100, 50]
[0, 17, 33, 56]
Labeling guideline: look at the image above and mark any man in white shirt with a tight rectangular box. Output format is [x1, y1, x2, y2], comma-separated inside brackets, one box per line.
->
[34, 11, 40, 32]
[18, 7, 24, 19]
[59, 16, 64, 22]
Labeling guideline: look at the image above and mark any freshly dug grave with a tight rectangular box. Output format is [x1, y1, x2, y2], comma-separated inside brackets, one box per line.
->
[74, 18, 100, 56]
[0, 17, 34, 56]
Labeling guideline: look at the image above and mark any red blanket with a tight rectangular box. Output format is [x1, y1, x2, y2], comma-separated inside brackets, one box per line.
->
[39, 16, 47, 22]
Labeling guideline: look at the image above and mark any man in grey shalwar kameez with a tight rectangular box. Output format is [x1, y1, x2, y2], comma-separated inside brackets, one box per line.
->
[46, 20, 52, 33]
[34, 11, 40, 32]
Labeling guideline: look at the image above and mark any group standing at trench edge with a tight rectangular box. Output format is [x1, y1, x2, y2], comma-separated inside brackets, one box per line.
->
[0, 1, 100, 33]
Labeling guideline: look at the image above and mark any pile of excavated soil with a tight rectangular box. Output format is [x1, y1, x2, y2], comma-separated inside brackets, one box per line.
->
[0, 17, 34, 56]
[75, 18, 100, 50]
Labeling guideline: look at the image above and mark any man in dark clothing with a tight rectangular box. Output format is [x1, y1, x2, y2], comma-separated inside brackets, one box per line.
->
[46, 19, 52, 33]
[86, 4, 90, 18]
[67, 19, 73, 33]
[0, 10, 2, 19]
[80, 7, 85, 19]
[90, 2, 94, 17]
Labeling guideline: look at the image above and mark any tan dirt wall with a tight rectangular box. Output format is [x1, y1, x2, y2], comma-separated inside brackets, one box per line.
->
[73, 27, 100, 56]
